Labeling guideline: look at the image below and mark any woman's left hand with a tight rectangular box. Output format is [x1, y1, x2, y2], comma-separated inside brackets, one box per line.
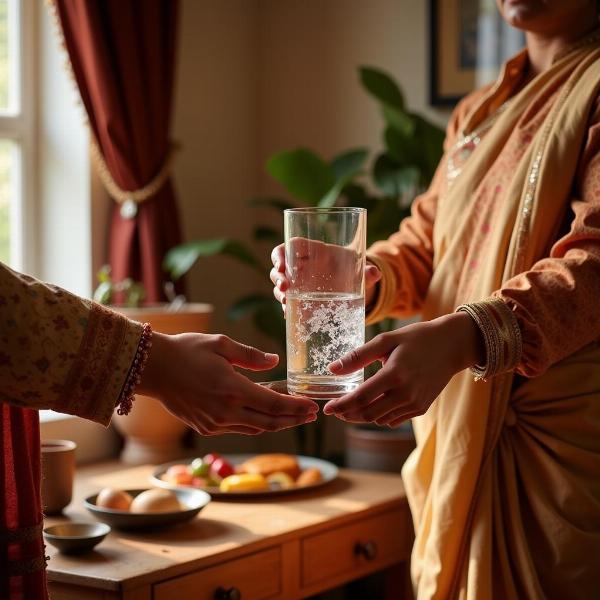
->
[323, 312, 484, 427]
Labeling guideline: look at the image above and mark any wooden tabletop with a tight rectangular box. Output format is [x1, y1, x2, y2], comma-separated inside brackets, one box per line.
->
[45, 461, 408, 591]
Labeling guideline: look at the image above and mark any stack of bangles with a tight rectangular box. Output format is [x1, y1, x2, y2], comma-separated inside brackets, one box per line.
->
[455, 298, 522, 381]
[116, 322, 153, 416]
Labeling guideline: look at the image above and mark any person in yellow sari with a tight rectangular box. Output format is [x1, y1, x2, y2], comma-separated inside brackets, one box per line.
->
[272, 1, 600, 597]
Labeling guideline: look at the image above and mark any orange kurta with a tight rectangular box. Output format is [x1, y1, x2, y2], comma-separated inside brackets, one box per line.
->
[367, 57, 600, 378]
[366, 38, 600, 599]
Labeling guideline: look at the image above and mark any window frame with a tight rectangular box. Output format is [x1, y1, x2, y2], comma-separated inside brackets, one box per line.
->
[0, 0, 37, 273]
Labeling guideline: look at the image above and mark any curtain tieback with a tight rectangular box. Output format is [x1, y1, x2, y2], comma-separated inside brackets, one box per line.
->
[91, 140, 179, 219]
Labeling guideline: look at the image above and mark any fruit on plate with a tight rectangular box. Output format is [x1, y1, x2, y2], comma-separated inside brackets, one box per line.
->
[237, 453, 301, 480]
[219, 473, 269, 492]
[210, 457, 235, 480]
[266, 472, 295, 489]
[190, 457, 210, 478]
[165, 464, 193, 486]
[130, 489, 181, 513]
[202, 453, 221, 467]
[96, 487, 133, 510]
[296, 468, 323, 487]
[192, 477, 208, 488]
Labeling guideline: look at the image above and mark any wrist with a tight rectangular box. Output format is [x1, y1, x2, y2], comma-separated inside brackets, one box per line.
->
[437, 312, 485, 372]
[137, 331, 170, 398]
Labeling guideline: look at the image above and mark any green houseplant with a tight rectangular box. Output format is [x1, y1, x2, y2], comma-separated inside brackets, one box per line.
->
[163, 66, 445, 461]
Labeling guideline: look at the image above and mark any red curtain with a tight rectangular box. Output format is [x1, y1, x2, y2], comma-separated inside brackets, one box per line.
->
[0, 406, 46, 599]
[54, 0, 182, 302]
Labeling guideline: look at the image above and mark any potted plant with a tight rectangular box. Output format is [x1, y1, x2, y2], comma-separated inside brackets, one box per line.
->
[94, 267, 213, 465]
[163, 66, 444, 468]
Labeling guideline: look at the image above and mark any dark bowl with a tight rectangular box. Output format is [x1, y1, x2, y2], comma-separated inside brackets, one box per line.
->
[84, 488, 210, 530]
[43, 522, 110, 554]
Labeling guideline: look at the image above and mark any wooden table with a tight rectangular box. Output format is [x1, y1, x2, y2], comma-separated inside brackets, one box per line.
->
[45, 461, 413, 600]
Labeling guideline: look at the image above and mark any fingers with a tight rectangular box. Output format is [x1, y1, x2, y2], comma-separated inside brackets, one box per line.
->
[269, 267, 289, 291]
[328, 334, 393, 375]
[323, 369, 391, 416]
[270, 245, 288, 308]
[213, 335, 280, 371]
[383, 408, 422, 428]
[203, 425, 263, 436]
[240, 407, 317, 432]
[365, 263, 382, 286]
[244, 381, 319, 417]
[340, 392, 401, 423]
[198, 424, 262, 436]
[380, 411, 422, 429]
[271, 244, 285, 271]
[270, 267, 287, 305]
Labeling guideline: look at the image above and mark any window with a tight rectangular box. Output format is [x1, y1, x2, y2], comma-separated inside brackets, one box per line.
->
[0, 0, 34, 271]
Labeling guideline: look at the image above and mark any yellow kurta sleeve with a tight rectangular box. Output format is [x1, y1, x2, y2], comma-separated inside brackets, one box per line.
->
[0, 263, 143, 426]
[493, 98, 600, 377]
[365, 91, 485, 324]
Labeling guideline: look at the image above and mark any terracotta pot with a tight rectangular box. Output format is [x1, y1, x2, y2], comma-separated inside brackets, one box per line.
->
[112, 303, 213, 465]
[345, 424, 415, 473]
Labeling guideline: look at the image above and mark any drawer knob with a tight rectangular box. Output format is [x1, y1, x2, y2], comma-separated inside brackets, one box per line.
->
[354, 540, 378, 561]
[214, 587, 241, 600]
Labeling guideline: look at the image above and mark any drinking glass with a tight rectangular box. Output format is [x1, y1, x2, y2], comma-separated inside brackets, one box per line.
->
[284, 207, 366, 399]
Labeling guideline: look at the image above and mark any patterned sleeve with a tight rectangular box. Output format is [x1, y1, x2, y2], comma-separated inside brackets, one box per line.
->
[0, 263, 143, 426]
[491, 98, 600, 377]
[365, 90, 485, 324]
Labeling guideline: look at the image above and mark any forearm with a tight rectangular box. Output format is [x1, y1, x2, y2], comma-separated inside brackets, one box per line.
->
[0, 263, 142, 425]
[366, 191, 438, 324]
[495, 251, 600, 377]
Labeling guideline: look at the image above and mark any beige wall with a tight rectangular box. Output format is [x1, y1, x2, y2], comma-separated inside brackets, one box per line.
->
[173, 0, 448, 345]
[172, 1, 261, 347]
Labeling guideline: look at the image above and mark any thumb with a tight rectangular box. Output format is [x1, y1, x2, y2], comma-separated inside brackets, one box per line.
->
[328, 335, 390, 375]
[217, 337, 279, 371]
[365, 263, 382, 286]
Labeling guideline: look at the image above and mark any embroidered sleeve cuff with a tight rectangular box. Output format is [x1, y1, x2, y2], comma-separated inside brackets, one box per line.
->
[365, 253, 399, 325]
[60, 304, 143, 426]
[455, 298, 522, 380]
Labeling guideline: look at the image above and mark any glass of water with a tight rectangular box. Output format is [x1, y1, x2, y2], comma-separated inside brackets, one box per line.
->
[284, 207, 366, 399]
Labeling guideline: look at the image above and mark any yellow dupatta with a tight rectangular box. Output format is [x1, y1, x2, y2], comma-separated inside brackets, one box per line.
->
[405, 39, 600, 599]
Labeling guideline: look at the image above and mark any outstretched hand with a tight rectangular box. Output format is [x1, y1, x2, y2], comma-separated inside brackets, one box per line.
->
[322, 312, 484, 427]
[138, 332, 319, 435]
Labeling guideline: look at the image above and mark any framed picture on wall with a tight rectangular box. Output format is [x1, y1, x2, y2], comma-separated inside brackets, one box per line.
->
[429, 0, 525, 106]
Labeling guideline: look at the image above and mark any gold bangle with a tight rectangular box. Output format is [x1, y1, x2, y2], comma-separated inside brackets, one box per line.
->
[456, 298, 522, 381]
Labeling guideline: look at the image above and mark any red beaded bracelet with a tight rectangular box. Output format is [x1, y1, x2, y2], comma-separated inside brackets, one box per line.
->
[116, 322, 153, 416]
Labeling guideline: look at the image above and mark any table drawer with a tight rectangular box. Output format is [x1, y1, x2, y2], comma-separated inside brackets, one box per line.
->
[301, 509, 409, 587]
[154, 547, 281, 600]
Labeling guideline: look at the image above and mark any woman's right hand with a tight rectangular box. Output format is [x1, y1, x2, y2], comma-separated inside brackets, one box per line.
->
[138, 332, 319, 435]
[270, 241, 382, 314]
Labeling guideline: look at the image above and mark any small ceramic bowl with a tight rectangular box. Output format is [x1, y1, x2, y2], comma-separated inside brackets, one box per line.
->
[43, 522, 110, 554]
[84, 488, 210, 530]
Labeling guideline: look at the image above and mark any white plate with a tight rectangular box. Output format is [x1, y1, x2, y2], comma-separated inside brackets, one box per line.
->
[151, 454, 339, 499]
